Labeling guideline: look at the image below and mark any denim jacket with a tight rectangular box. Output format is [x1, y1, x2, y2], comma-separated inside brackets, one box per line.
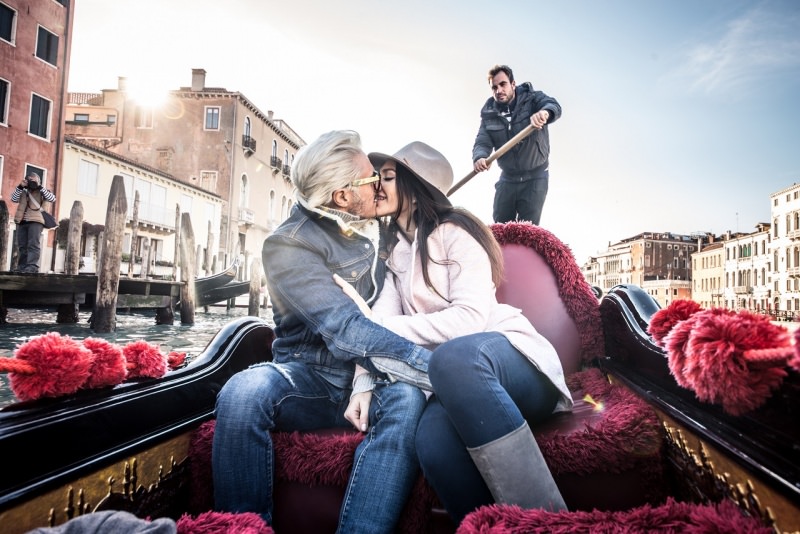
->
[262, 202, 431, 389]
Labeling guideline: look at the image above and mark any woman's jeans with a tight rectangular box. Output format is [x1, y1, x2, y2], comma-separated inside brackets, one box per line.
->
[415, 332, 559, 522]
[212, 361, 426, 534]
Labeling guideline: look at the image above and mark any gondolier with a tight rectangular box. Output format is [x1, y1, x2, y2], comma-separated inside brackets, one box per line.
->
[472, 64, 561, 225]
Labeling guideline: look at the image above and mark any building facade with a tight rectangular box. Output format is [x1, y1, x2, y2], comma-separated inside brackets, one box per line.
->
[582, 232, 700, 306]
[60, 136, 222, 275]
[65, 69, 302, 274]
[770, 184, 800, 315]
[0, 0, 73, 270]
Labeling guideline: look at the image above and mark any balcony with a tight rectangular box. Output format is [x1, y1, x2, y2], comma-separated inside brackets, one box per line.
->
[733, 285, 752, 294]
[282, 165, 291, 177]
[239, 208, 255, 225]
[788, 228, 800, 239]
[270, 156, 281, 170]
[242, 135, 257, 155]
[788, 267, 800, 277]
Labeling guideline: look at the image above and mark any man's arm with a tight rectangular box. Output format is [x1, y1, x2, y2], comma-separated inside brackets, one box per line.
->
[531, 90, 562, 124]
[264, 234, 429, 367]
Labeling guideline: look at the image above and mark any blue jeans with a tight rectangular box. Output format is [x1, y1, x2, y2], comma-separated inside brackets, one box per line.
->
[493, 176, 549, 224]
[16, 222, 43, 272]
[212, 361, 426, 533]
[415, 332, 559, 522]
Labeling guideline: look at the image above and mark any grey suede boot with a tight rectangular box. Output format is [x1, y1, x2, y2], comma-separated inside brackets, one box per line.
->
[467, 421, 567, 511]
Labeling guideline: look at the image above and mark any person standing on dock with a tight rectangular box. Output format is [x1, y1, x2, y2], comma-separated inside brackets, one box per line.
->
[10, 172, 56, 273]
[472, 64, 561, 225]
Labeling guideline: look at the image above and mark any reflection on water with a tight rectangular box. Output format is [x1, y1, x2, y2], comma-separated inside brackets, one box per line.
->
[0, 305, 274, 409]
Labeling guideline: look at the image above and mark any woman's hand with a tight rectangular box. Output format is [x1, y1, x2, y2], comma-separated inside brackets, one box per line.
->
[345, 390, 372, 432]
[333, 273, 372, 318]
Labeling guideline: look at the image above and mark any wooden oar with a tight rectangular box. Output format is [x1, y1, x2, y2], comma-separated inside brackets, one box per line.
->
[447, 123, 537, 197]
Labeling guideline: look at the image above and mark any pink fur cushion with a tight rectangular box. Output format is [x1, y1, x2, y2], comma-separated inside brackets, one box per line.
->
[457, 498, 773, 533]
[491, 223, 604, 372]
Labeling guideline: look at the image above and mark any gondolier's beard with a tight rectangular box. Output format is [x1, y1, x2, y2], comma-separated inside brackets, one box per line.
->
[494, 90, 515, 105]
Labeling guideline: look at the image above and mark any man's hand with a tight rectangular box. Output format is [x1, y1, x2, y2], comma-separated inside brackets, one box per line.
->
[474, 157, 492, 173]
[345, 390, 372, 432]
[530, 110, 550, 129]
[333, 273, 372, 318]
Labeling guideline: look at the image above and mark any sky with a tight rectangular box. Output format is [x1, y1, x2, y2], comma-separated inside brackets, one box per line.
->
[66, 0, 800, 263]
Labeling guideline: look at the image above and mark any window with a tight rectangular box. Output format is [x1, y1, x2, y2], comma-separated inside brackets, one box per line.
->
[77, 159, 99, 196]
[74, 113, 89, 122]
[36, 26, 59, 66]
[25, 164, 46, 186]
[106, 114, 116, 124]
[244, 116, 251, 138]
[239, 175, 248, 208]
[29, 93, 52, 139]
[0, 3, 16, 44]
[180, 194, 192, 214]
[200, 170, 218, 191]
[0, 77, 8, 125]
[135, 106, 153, 128]
[204, 106, 220, 130]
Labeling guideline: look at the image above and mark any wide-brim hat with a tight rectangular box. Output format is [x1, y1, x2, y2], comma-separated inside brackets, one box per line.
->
[369, 142, 453, 207]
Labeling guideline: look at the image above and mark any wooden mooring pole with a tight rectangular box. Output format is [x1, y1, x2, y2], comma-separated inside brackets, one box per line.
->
[179, 212, 196, 325]
[56, 201, 84, 323]
[248, 257, 263, 317]
[91, 175, 127, 332]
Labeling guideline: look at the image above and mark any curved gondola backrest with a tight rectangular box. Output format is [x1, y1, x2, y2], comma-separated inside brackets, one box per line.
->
[491, 223, 604, 375]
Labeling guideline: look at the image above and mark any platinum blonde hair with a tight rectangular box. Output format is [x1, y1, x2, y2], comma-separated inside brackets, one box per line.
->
[292, 130, 364, 208]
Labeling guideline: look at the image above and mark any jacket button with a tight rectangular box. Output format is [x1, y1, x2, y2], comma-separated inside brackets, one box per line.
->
[351, 271, 357, 278]
[415, 357, 424, 365]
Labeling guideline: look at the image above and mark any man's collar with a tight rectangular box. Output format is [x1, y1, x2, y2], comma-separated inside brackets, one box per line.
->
[297, 196, 373, 236]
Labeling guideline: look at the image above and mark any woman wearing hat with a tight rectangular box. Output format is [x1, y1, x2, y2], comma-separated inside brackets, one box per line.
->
[337, 142, 571, 523]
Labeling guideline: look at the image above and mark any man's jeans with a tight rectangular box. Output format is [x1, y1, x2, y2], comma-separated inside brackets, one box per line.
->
[493, 176, 549, 225]
[212, 361, 426, 534]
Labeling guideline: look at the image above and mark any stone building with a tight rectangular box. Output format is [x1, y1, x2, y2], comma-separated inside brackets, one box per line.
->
[59, 136, 222, 276]
[64, 69, 303, 275]
[582, 232, 700, 306]
[0, 0, 73, 270]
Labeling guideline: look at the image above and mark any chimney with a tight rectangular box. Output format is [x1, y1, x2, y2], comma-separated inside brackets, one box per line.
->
[267, 110, 274, 120]
[118, 76, 128, 91]
[191, 68, 207, 92]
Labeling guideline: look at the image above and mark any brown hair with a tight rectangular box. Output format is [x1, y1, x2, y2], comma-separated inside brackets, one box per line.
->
[488, 64, 514, 83]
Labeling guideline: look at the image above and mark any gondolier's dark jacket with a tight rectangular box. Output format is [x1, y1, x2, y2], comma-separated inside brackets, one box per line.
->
[472, 82, 562, 180]
[262, 202, 431, 389]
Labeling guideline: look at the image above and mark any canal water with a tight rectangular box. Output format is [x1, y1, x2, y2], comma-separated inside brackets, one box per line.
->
[0, 304, 274, 409]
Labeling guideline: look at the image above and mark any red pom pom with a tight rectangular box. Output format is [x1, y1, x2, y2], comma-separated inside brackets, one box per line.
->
[683, 309, 789, 415]
[9, 333, 93, 401]
[123, 340, 167, 379]
[664, 307, 734, 388]
[167, 351, 187, 369]
[82, 337, 127, 389]
[648, 300, 702, 347]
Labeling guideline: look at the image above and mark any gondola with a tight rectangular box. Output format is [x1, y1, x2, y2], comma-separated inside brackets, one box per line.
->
[0, 222, 796, 534]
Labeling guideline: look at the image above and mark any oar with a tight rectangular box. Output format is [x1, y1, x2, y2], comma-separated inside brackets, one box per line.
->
[447, 123, 537, 197]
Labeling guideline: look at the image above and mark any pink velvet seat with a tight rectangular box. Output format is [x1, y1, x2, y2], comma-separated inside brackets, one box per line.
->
[189, 222, 666, 533]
